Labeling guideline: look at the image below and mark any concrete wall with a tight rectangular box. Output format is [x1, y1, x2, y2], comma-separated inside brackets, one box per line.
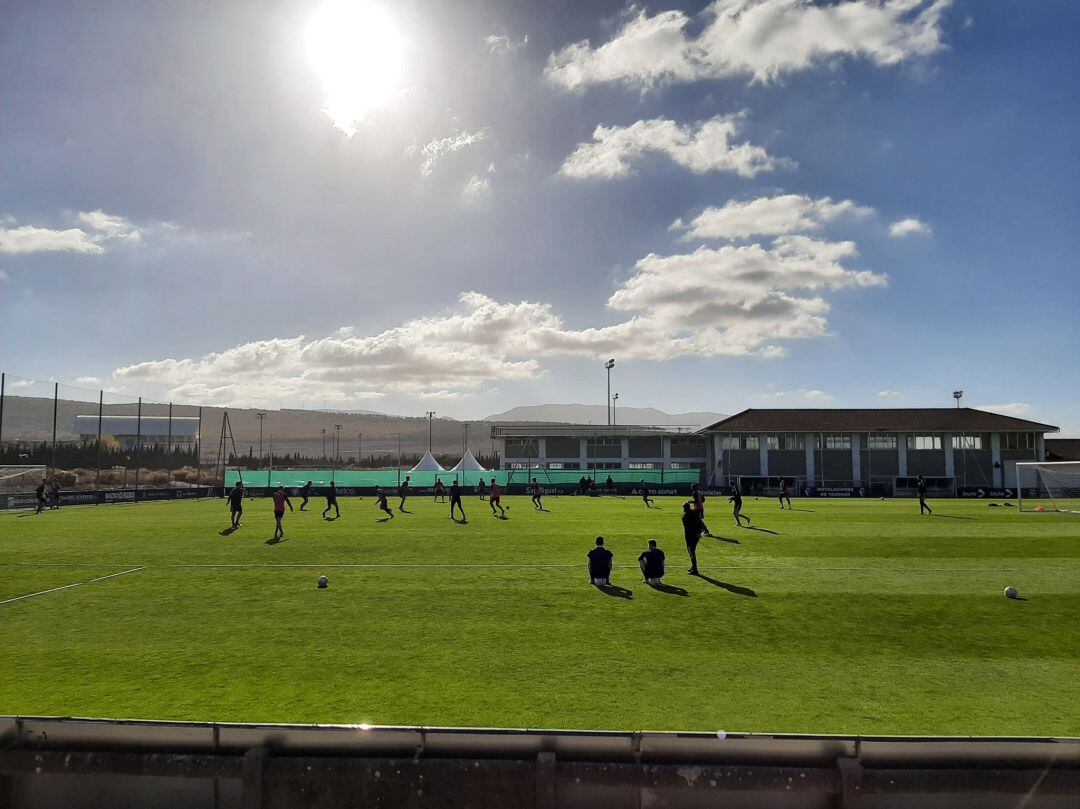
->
[907, 450, 946, 477]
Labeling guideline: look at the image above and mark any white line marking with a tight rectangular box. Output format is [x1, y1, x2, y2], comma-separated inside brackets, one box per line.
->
[0, 567, 144, 607]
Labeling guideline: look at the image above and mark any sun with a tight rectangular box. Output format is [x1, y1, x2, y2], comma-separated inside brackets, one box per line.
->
[306, 0, 403, 136]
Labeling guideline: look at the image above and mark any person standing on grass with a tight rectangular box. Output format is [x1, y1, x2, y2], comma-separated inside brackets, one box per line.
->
[778, 478, 791, 510]
[729, 484, 750, 527]
[398, 475, 411, 511]
[606, 474, 615, 496]
[35, 480, 47, 514]
[682, 502, 706, 575]
[691, 484, 713, 536]
[375, 487, 394, 519]
[272, 484, 294, 539]
[50, 479, 61, 509]
[587, 536, 613, 586]
[489, 477, 505, 517]
[228, 482, 244, 528]
[322, 481, 340, 519]
[638, 539, 666, 585]
[434, 477, 445, 503]
[640, 480, 655, 508]
[299, 480, 313, 511]
[917, 475, 933, 515]
[449, 480, 466, 521]
[531, 478, 544, 510]
[477, 478, 487, 500]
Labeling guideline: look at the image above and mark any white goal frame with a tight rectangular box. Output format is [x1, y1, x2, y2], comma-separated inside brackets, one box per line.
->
[0, 464, 47, 493]
[1016, 461, 1080, 514]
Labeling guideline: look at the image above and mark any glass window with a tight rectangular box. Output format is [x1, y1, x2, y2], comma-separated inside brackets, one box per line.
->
[867, 433, 897, 450]
[719, 435, 740, 450]
[907, 435, 942, 450]
[824, 433, 851, 450]
[628, 462, 654, 469]
[1000, 433, 1034, 450]
[765, 435, 780, 450]
[953, 435, 983, 450]
[743, 435, 759, 450]
[782, 434, 806, 450]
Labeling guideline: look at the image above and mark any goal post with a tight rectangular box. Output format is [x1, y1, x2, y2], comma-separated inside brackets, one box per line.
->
[0, 464, 48, 494]
[1016, 462, 1080, 513]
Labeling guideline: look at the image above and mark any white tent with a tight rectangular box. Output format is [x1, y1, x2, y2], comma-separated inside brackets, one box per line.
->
[450, 449, 487, 472]
[410, 452, 446, 472]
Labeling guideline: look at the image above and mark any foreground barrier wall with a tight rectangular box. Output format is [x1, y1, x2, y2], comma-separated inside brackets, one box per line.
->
[0, 718, 1077, 809]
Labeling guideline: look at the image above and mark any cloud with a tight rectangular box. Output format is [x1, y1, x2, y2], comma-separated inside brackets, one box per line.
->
[486, 34, 528, 54]
[546, 0, 953, 90]
[413, 129, 489, 176]
[559, 113, 790, 180]
[889, 217, 931, 237]
[0, 225, 105, 255]
[461, 174, 492, 205]
[674, 194, 874, 240]
[115, 237, 885, 403]
[763, 388, 833, 401]
[74, 376, 102, 386]
[977, 402, 1032, 418]
[77, 210, 140, 241]
[877, 389, 903, 398]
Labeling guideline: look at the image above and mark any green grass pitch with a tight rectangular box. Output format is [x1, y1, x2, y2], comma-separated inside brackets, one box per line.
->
[1, 494, 1078, 737]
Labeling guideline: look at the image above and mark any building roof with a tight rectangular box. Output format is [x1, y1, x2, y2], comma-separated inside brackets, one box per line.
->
[73, 415, 200, 437]
[702, 408, 1059, 434]
[490, 423, 699, 439]
[1046, 438, 1080, 461]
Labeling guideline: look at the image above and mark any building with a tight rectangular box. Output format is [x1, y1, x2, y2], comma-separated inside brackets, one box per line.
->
[73, 415, 200, 450]
[703, 408, 1058, 495]
[489, 424, 708, 475]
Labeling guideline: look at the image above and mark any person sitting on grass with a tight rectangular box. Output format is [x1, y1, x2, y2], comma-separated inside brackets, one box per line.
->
[638, 539, 666, 585]
[587, 536, 613, 586]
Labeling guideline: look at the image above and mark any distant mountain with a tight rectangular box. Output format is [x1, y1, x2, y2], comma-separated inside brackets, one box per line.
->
[485, 404, 727, 428]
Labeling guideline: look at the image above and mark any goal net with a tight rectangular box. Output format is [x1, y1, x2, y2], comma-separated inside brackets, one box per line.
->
[1017, 462, 1080, 514]
[0, 465, 47, 494]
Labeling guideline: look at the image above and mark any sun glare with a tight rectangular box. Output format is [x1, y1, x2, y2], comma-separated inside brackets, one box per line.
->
[306, 0, 403, 136]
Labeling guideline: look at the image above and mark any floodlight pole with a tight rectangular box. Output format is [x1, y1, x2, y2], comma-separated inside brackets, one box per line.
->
[612, 393, 619, 427]
[256, 413, 267, 468]
[321, 428, 326, 460]
[604, 359, 615, 426]
[333, 424, 342, 467]
[358, 433, 362, 467]
[426, 411, 436, 453]
[953, 390, 963, 409]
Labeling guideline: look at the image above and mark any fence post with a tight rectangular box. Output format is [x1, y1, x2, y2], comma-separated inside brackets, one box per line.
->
[0, 372, 5, 452]
[196, 406, 203, 487]
[50, 382, 59, 476]
[134, 397, 142, 494]
[95, 390, 103, 491]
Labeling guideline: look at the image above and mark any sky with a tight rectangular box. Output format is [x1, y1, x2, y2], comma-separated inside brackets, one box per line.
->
[1, 0, 1078, 432]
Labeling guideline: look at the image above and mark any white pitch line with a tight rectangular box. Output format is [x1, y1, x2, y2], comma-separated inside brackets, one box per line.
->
[0, 566, 144, 607]
[162, 563, 1046, 572]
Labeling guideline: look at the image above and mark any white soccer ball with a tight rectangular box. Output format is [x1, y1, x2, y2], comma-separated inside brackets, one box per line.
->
[317, 575, 329, 589]
[1003, 586, 1018, 599]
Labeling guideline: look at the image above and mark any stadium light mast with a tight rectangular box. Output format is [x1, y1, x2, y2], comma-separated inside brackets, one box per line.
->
[953, 390, 964, 409]
[357, 433, 362, 466]
[604, 359, 615, 426]
[320, 427, 326, 460]
[256, 413, 267, 468]
[426, 411, 436, 452]
[612, 393, 619, 427]
[333, 424, 342, 466]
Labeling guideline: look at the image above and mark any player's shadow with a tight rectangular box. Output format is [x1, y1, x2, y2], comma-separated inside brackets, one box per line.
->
[398, 508, 412, 515]
[744, 526, 779, 535]
[451, 516, 468, 524]
[596, 583, 633, 600]
[219, 526, 239, 536]
[789, 508, 815, 513]
[494, 514, 509, 520]
[713, 535, 740, 544]
[693, 572, 757, 598]
[648, 581, 689, 597]
[265, 536, 288, 545]
[930, 514, 976, 520]
[376, 517, 393, 523]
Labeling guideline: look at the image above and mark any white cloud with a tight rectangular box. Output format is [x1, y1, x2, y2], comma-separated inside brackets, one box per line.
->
[74, 376, 102, 386]
[461, 174, 492, 205]
[977, 402, 1032, 418]
[115, 237, 885, 402]
[546, 0, 953, 90]
[486, 34, 528, 54]
[559, 113, 790, 180]
[675, 194, 874, 240]
[414, 129, 489, 176]
[77, 210, 140, 241]
[0, 225, 105, 255]
[877, 389, 903, 398]
[889, 217, 931, 237]
[763, 388, 833, 401]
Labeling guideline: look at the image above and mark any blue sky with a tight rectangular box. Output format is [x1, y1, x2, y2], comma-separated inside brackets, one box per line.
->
[1, 0, 1077, 432]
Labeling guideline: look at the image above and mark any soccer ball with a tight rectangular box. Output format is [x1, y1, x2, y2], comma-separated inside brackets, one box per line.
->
[317, 575, 329, 589]
[1004, 586, 1018, 599]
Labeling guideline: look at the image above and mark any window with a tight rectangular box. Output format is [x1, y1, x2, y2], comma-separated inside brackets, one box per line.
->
[765, 435, 780, 450]
[907, 435, 942, 450]
[782, 434, 806, 450]
[743, 435, 759, 450]
[719, 435, 740, 450]
[952, 435, 983, 450]
[546, 462, 564, 470]
[1001, 433, 1035, 450]
[867, 434, 897, 450]
[628, 462, 655, 469]
[824, 433, 851, 450]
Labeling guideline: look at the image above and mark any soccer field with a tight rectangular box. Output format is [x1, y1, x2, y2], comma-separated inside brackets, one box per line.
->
[1, 494, 1078, 737]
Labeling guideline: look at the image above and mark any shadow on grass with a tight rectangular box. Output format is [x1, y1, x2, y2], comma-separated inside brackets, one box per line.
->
[219, 526, 239, 537]
[744, 526, 779, 535]
[265, 536, 288, 545]
[323, 515, 340, 521]
[398, 508, 412, 514]
[377, 517, 393, 523]
[694, 572, 757, 598]
[648, 582, 689, 597]
[713, 535, 740, 544]
[596, 583, 633, 600]
[789, 507, 815, 513]
[930, 514, 976, 520]
[451, 516, 469, 524]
